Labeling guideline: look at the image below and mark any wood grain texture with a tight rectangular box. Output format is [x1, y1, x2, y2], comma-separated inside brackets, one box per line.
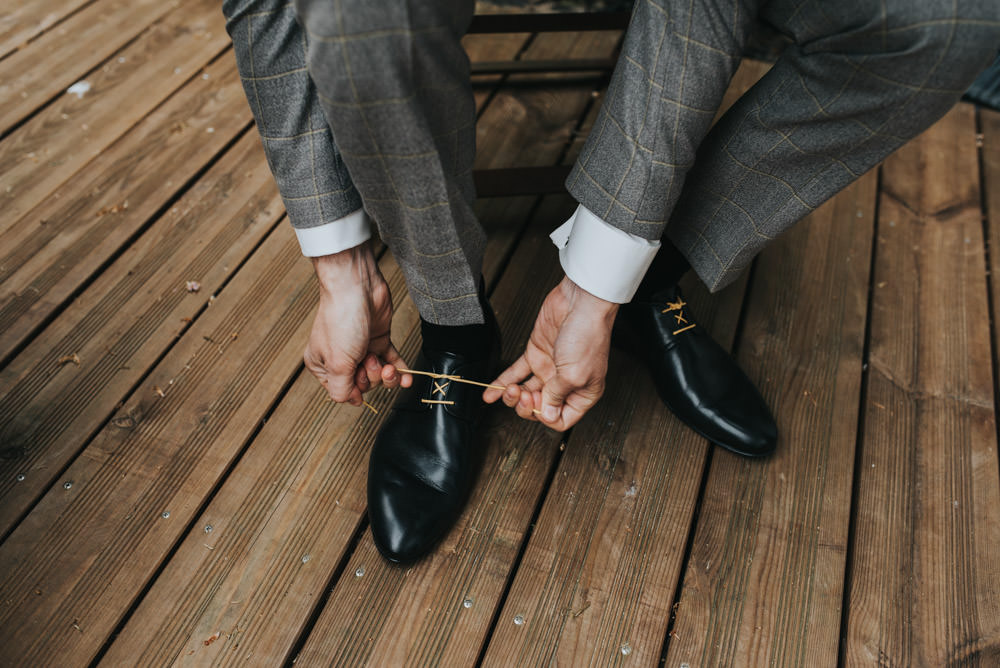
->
[480, 277, 746, 668]
[0, 226, 314, 665]
[0, 132, 281, 536]
[846, 105, 1000, 665]
[0, 55, 251, 364]
[294, 196, 571, 668]
[295, 31, 626, 667]
[97, 30, 575, 667]
[0, 0, 229, 234]
[97, 250, 409, 667]
[665, 174, 877, 665]
[0, 0, 93, 59]
[0, 0, 176, 132]
[984, 106, 1000, 441]
[477, 58, 767, 668]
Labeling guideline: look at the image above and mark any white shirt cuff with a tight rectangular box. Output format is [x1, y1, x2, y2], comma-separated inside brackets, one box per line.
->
[550, 205, 660, 303]
[293, 209, 372, 257]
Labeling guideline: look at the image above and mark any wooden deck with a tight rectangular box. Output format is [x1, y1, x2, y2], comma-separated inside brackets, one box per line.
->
[2, 1, 1000, 665]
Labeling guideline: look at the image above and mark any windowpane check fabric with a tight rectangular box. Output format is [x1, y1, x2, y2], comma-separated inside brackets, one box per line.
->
[224, 0, 486, 325]
[568, 0, 1000, 290]
[224, 0, 1000, 323]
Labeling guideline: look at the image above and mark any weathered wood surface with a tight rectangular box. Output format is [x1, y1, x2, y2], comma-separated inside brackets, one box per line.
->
[0, 0, 229, 234]
[478, 58, 770, 668]
[0, 55, 251, 365]
[845, 105, 1000, 665]
[666, 171, 877, 667]
[2, 3, 1000, 666]
[0, 0, 178, 133]
[101, 29, 617, 666]
[294, 203, 569, 667]
[0, 0, 94, 59]
[0, 132, 281, 536]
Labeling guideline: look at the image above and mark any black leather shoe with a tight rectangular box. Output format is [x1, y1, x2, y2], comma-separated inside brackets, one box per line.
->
[367, 316, 500, 564]
[615, 284, 777, 457]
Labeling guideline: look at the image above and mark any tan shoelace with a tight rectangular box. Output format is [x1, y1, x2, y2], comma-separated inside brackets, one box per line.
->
[662, 298, 696, 335]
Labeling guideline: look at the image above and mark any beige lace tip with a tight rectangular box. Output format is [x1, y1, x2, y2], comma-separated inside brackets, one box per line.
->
[363, 401, 379, 414]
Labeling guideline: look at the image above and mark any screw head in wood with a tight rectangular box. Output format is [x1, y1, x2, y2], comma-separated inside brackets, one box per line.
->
[463, 598, 473, 609]
[355, 566, 365, 578]
[161, 511, 170, 519]
[513, 615, 525, 626]
[63, 481, 72, 489]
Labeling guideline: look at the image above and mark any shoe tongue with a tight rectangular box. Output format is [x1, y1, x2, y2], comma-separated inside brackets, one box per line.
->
[651, 283, 682, 302]
[629, 283, 682, 306]
[421, 348, 467, 377]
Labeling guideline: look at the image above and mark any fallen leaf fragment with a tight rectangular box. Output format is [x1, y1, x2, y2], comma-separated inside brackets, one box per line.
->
[204, 631, 221, 646]
[153, 385, 165, 397]
[57, 353, 81, 366]
[95, 201, 128, 217]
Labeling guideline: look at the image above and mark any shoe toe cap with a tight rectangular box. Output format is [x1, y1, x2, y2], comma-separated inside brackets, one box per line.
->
[369, 477, 456, 563]
[709, 397, 778, 457]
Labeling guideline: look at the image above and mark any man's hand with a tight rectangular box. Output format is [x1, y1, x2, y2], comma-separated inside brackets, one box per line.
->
[304, 243, 410, 406]
[483, 275, 618, 431]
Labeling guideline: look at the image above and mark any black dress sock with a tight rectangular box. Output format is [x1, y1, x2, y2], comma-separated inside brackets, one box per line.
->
[633, 239, 691, 300]
[419, 283, 498, 358]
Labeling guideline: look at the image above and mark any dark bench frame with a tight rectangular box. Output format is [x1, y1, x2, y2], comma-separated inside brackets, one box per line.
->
[468, 11, 628, 197]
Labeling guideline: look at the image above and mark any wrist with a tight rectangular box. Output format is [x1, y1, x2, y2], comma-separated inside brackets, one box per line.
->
[561, 275, 619, 321]
[311, 242, 376, 294]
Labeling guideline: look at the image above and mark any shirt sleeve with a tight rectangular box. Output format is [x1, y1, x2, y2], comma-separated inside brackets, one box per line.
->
[550, 204, 660, 303]
[292, 208, 372, 257]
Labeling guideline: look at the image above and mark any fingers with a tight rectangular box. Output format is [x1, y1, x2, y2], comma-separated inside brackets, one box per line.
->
[361, 354, 381, 388]
[539, 374, 574, 426]
[515, 390, 539, 421]
[381, 346, 412, 388]
[484, 355, 532, 403]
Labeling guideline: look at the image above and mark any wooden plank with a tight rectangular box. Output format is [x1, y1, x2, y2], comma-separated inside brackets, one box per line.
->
[293, 31, 626, 665]
[0, 224, 315, 664]
[0, 0, 230, 235]
[0, 28, 513, 368]
[984, 106, 1000, 422]
[294, 197, 570, 668]
[100, 29, 613, 666]
[0, 0, 176, 132]
[0, 54, 251, 365]
[476, 59, 767, 667]
[479, 279, 746, 668]
[662, 175, 876, 665]
[845, 106, 1000, 665]
[0, 0, 93, 59]
[96, 250, 410, 667]
[0, 132, 281, 536]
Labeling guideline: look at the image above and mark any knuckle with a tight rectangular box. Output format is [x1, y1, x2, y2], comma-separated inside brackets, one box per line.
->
[562, 368, 589, 388]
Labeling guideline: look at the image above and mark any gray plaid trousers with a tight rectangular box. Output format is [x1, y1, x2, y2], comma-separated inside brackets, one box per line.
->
[224, 0, 485, 325]
[224, 0, 1000, 324]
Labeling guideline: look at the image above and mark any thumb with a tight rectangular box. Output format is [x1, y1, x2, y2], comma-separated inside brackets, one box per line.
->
[540, 375, 574, 424]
